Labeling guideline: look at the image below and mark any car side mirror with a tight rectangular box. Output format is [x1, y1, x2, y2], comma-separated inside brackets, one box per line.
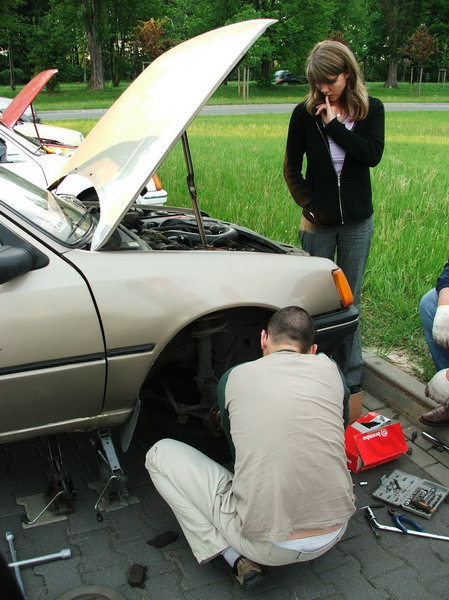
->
[0, 245, 33, 284]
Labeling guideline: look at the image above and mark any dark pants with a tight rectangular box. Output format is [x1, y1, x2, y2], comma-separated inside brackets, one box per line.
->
[299, 216, 374, 388]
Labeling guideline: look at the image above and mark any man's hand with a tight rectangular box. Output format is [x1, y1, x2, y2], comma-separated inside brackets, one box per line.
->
[432, 305, 449, 349]
[208, 405, 222, 432]
[425, 369, 449, 405]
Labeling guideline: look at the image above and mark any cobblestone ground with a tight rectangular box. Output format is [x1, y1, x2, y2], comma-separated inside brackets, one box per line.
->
[1, 392, 449, 600]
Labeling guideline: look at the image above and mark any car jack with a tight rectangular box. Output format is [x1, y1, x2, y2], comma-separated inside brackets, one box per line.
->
[21, 437, 76, 526]
[94, 428, 130, 522]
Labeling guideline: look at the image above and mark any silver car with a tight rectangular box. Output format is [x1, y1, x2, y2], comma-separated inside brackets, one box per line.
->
[0, 20, 357, 454]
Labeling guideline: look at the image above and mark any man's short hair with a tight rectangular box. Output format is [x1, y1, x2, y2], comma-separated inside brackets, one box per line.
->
[267, 306, 315, 352]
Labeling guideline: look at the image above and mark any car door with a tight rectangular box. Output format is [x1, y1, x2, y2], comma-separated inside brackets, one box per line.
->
[0, 218, 106, 439]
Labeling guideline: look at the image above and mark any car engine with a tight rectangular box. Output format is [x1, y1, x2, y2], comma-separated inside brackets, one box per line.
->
[114, 206, 307, 254]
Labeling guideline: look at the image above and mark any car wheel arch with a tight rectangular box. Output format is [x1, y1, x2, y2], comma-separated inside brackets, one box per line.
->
[135, 304, 275, 459]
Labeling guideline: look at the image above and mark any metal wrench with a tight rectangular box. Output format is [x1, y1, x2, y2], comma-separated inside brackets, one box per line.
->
[359, 504, 385, 540]
[422, 431, 449, 454]
[364, 506, 449, 541]
[6, 530, 71, 598]
[8, 548, 71, 568]
[6, 531, 26, 597]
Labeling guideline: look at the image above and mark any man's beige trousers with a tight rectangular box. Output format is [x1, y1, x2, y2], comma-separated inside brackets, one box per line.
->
[145, 438, 347, 565]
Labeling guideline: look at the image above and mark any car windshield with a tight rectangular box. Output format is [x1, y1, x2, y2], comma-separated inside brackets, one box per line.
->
[0, 97, 33, 122]
[0, 167, 95, 246]
[0, 123, 48, 159]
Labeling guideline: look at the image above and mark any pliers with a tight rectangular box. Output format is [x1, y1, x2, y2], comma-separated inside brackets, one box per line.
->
[388, 508, 424, 533]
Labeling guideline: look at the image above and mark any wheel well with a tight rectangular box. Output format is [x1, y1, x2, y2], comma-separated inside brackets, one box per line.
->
[144, 306, 274, 390]
[136, 306, 274, 461]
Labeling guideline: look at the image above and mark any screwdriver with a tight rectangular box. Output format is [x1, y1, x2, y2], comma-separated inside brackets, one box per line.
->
[410, 498, 434, 514]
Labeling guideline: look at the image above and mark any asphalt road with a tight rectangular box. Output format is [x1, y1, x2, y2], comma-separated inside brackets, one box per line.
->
[39, 102, 449, 121]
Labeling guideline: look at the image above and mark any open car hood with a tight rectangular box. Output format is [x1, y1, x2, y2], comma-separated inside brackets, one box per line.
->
[1, 69, 57, 128]
[58, 19, 276, 251]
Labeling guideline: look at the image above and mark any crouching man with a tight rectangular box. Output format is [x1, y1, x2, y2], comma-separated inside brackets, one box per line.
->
[145, 306, 355, 588]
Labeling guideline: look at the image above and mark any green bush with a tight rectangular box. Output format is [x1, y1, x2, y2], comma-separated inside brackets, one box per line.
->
[0, 68, 27, 86]
[58, 63, 88, 84]
[254, 76, 272, 88]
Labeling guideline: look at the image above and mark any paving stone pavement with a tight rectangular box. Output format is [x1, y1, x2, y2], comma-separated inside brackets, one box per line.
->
[1, 386, 449, 599]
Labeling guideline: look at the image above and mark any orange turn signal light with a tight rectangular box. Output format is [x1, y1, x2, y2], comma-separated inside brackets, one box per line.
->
[332, 268, 354, 308]
[152, 173, 162, 191]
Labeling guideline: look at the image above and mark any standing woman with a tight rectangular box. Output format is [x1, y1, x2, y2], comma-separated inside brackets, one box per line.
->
[284, 40, 385, 394]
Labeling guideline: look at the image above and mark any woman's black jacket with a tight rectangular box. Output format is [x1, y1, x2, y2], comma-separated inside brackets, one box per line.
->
[284, 96, 385, 226]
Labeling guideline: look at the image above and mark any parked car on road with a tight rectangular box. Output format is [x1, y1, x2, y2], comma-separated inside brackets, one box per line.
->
[273, 69, 307, 85]
[0, 20, 357, 456]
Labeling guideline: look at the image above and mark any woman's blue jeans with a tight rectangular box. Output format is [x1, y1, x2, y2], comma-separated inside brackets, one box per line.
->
[299, 216, 373, 388]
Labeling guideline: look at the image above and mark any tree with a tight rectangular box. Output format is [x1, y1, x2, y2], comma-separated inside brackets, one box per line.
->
[0, 0, 26, 88]
[381, 0, 404, 87]
[270, 0, 339, 77]
[133, 17, 171, 65]
[368, 0, 428, 88]
[426, 0, 449, 74]
[400, 25, 438, 89]
[26, 1, 84, 89]
[329, 0, 371, 68]
[102, 0, 164, 86]
[165, 0, 240, 42]
[4, 0, 449, 88]
[81, 0, 105, 90]
[225, 4, 276, 82]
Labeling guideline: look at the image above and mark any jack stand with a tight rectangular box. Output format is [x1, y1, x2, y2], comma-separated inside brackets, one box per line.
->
[44, 437, 76, 515]
[21, 437, 76, 526]
[94, 428, 130, 522]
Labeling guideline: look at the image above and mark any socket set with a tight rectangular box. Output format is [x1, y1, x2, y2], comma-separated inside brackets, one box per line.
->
[372, 469, 449, 519]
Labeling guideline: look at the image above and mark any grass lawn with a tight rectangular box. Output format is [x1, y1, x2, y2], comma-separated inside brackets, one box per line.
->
[50, 110, 447, 381]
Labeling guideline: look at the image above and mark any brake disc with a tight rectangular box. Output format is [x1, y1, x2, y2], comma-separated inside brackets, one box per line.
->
[54, 585, 126, 600]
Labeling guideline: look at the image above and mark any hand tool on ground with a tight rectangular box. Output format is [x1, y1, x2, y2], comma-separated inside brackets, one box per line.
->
[6, 530, 71, 599]
[422, 431, 449, 454]
[8, 548, 71, 568]
[363, 506, 449, 541]
[6, 531, 25, 597]
[359, 505, 385, 540]
[387, 508, 424, 533]
[409, 496, 435, 514]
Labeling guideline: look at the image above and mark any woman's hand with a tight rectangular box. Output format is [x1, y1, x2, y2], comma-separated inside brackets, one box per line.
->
[315, 95, 339, 125]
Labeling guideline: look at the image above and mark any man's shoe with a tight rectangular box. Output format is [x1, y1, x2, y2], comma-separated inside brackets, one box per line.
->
[232, 556, 263, 588]
[420, 404, 449, 427]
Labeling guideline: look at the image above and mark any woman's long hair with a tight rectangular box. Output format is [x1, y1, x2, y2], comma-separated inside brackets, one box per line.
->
[305, 40, 369, 121]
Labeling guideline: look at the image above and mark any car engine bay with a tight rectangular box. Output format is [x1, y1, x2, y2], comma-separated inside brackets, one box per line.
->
[103, 205, 308, 254]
